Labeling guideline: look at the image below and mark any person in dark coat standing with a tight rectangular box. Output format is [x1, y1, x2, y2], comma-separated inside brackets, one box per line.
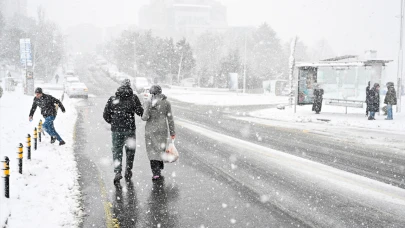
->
[367, 83, 380, 120]
[103, 79, 144, 184]
[384, 82, 397, 120]
[29, 87, 66, 145]
[141, 85, 175, 180]
[312, 84, 324, 114]
[365, 81, 371, 117]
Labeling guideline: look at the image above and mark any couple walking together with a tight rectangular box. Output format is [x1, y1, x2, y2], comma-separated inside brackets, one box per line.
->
[103, 79, 175, 184]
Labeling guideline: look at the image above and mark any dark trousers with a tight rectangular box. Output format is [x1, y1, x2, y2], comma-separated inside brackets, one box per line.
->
[112, 131, 136, 174]
[150, 160, 164, 176]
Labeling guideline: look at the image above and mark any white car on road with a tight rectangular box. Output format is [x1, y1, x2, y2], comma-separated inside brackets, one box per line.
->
[66, 82, 88, 99]
[64, 76, 80, 92]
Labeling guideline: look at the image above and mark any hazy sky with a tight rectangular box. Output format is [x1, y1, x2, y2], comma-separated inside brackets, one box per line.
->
[26, 0, 403, 79]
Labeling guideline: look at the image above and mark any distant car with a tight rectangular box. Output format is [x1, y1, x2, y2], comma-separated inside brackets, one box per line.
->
[115, 72, 131, 83]
[132, 77, 150, 93]
[141, 87, 150, 101]
[65, 70, 75, 76]
[64, 76, 80, 92]
[66, 82, 88, 99]
[180, 78, 197, 87]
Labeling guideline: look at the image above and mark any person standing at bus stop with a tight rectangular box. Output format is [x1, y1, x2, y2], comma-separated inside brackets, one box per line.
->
[384, 82, 397, 120]
[367, 83, 380, 120]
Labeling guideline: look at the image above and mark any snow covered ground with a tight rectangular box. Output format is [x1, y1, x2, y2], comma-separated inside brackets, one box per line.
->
[0, 86, 82, 227]
[167, 88, 404, 149]
[249, 98, 405, 133]
[166, 88, 289, 106]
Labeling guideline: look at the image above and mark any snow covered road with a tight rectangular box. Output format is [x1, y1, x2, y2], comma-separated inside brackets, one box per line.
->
[72, 68, 405, 227]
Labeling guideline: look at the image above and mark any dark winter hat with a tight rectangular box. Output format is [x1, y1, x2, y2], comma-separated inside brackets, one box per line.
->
[373, 83, 380, 88]
[386, 82, 394, 87]
[121, 79, 131, 87]
[149, 85, 162, 95]
[35, 87, 43, 94]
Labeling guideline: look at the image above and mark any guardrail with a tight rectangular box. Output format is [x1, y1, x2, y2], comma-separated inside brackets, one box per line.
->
[325, 98, 364, 114]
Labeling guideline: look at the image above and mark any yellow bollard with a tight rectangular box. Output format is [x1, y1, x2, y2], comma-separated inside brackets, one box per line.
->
[2, 156, 10, 198]
[17, 143, 23, 174]
[27, 134, 31, 160]
[38, 120, 43, 141]
[33, 128, 38, 151]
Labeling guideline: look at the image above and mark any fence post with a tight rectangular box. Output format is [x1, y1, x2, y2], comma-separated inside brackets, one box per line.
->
[2, 156, 10, 198]
[34, 128, 37, 151]
[27, 134, 31, 160]
[17, 143, 23, 174]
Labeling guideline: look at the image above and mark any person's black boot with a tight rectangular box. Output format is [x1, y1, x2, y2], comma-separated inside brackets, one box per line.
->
[114, 172, 123, 184]
[124, 169, 132, 181]
[50, 136, 56, 144]
[59, 140, 66, 146]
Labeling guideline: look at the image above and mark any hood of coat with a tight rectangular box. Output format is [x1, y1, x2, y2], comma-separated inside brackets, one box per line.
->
[115, 85, 134, 99]
[386, 82, 395, 88]
[151, 93, 167, 107]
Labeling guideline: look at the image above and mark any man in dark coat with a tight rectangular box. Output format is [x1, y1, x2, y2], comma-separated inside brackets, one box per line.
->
[365, 81, 371, 117]
[367, 83, 380, 120]
[312, 84, 324, 114]
[384, 82, 397, 120]
[29, 87, 66, 145]
[103, 79, 144, 184]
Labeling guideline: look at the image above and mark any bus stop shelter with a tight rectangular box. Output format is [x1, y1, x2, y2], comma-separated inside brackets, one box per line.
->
[295, 57, 392, 111]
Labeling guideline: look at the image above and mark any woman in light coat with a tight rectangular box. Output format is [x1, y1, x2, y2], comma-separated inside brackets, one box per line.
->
[141, 85, 175, 180]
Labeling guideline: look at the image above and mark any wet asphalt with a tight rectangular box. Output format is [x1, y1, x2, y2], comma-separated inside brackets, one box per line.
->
[72, 69, 405, 228]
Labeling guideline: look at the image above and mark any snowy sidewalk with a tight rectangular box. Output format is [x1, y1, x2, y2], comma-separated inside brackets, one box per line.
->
[249, 99, 405, 133]
[0, 87, 82, 227]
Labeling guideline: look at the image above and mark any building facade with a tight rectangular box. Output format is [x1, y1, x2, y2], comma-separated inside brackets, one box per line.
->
[139, 0, 227, 38]
[0, 0, 27, 20]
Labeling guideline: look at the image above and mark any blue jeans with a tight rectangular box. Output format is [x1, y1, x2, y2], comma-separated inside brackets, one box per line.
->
[42, 116, 63, 141]
[387, 104, 393, 120]
[369, 112, 375, 119]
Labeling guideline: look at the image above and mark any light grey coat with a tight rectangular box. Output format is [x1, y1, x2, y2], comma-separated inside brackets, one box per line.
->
[141, 94, 175, 161]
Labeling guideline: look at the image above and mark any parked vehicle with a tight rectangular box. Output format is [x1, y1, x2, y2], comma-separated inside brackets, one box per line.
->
[180, 78, 197, 87]
[132, 77, 150, 93]
[64, 76, 80, 92]
[65, 70, 75, 76]
[66, 82, 88, 99]
[115, 72, 132, 83]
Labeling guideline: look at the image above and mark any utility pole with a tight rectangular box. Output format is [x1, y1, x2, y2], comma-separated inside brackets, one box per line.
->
[243, 33, 247, 93]
[289, 37, 297, 108]
[177, 51, 184, 83]
[397, 0, 404, 112]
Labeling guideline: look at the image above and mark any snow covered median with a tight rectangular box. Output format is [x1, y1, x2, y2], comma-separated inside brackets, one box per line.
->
[166, 88, 289, 106]
[0, 88, 82, 227]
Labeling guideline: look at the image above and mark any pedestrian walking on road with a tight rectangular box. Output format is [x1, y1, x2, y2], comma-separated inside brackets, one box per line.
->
[103, 79, 144, 184]
[29, 87, 66, 145]
[312, 84, 324, 114]
[384, 82, 397, 120]
[55, 74, 59, 84]
[367, 83, 380, 120]
[141, 85, 175, 180]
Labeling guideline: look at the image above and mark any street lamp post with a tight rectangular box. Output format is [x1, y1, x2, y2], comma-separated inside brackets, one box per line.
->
[397, 0, 404, 113]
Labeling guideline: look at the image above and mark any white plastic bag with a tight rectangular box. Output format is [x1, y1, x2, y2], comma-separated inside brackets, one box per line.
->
[162, 139, 179, 163]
